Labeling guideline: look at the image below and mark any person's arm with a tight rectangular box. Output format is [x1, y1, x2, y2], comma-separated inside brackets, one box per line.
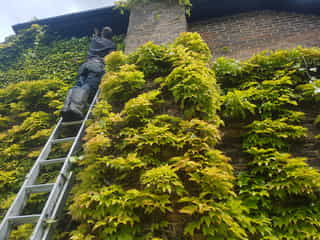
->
[93, 28, 99, 37]
[108, 41, 117, 54]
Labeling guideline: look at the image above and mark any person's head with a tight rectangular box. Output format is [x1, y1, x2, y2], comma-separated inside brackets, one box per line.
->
[101, 26, 113, 39]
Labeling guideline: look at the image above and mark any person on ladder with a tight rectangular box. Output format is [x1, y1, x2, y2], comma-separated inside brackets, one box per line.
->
[61, 26, 116, 121]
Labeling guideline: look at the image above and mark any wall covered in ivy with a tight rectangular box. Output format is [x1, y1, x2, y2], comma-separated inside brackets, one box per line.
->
[0, 24, 89, 88]
[0, 24, 89, 239]
[215, 47, 320, 239]
[1, 23, 320, 240]
[69, 33, 320, 240]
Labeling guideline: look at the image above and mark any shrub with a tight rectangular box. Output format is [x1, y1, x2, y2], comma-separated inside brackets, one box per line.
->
[100, 64, 145, 108]
[128, 42, 171, 79]
[70, 33, 250, 240]
[105, 51, 128, 72]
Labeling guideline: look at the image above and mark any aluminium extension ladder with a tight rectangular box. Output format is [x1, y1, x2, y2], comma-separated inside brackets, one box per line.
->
[0, 89, 100, 240]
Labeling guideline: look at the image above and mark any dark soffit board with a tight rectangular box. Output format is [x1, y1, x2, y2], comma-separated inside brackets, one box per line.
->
[12, 0, 320, 38]
[12, 6, 129, 38]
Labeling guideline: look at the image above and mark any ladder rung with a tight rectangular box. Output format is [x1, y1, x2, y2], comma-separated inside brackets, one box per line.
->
[61, 120, 83, 126]
[25, 183, 55, 194]
[38, 158, 66, 166]
[52, 137, 76, 144]
[7, 215, 41, 225]
[0, 91, 100, 240]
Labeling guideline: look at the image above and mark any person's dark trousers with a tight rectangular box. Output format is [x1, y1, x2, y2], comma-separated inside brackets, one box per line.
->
[61, 58, 105, 121]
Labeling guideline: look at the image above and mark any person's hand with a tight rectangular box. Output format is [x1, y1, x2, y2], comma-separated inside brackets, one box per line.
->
[93, 28, 99, 37]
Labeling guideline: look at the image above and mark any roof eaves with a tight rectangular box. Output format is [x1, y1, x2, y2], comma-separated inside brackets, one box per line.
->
[12, 5, 117, 33]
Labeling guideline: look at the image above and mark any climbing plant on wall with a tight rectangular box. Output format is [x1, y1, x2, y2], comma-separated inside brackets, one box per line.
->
[0, 24, 89, 88]
[0, 25, 89, 239]
[0, 24, 45, 72]
[2, 21, 320, 240]
[70, 41, 320, 240]
[216, 48, 320, 239]
[115, 0, 192, 15]
[69, 33, 253, 240]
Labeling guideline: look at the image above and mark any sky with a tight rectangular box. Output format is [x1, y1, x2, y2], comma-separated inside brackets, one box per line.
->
[0, 0, 116, 42]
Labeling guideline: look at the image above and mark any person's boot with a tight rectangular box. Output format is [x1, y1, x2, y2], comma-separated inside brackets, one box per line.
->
[61, 87, 89, 121]
[61, 89, 74, 121]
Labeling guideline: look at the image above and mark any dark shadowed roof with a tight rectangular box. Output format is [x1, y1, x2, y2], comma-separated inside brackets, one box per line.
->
[12, 6, 129, 38]
[12, 0, 320, 38]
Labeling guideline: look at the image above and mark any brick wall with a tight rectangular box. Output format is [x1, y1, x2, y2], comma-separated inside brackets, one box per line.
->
[188, 10, 320, 169]
[125, 1, 187, 53]
[189, 10, 320, 59]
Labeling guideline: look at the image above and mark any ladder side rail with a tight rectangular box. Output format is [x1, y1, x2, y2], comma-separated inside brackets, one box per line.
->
[26, 118, 64, 186]
[0, 219, 9, 240]
[60, 89, 100, 176]
[42, 91, 100, 240]
[0, 119, 63, 239]
[31, 90, 100, 240]
[30, 173, 66, 240]
[41, 172, 74, 240]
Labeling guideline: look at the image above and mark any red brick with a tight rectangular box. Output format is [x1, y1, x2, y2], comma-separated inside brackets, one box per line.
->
[189, 10, 320, 59]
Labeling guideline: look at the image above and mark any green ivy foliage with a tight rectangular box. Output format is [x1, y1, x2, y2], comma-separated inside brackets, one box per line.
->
[0, 25, 89, 239]
[115, 0, 192, 16]
[128, 42, 171, 79]
[2, 22, 320, 240]
[70, 33, 252, 240]
[0, 24, 89, 88]
[0, 79, 68, 221]
[217, 47, 320, 239]
[0, 24, 45, 71]
[70, 35, 320, 240]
